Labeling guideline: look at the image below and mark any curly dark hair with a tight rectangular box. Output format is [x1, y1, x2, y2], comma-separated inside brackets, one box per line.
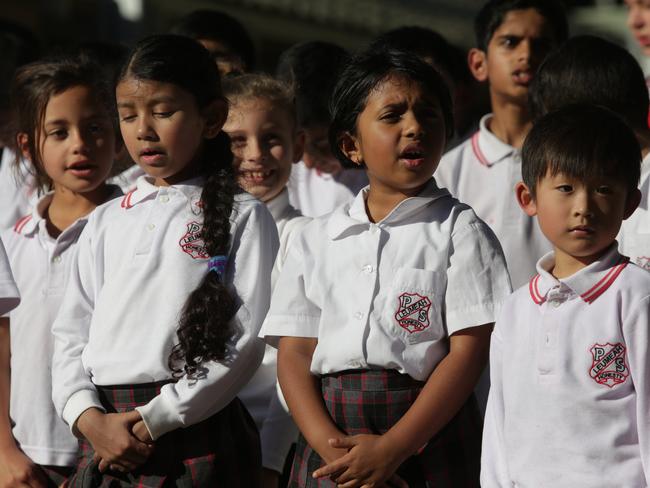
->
[119, 34, 239, 379]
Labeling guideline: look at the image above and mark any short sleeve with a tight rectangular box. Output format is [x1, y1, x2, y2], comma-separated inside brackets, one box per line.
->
[0, 236, 19, 315]
[445, 219, 512, 334]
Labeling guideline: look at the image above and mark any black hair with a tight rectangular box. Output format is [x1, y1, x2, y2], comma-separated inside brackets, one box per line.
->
[77, 41, 128, 85]
[522, 104, 641, 197]
[368, 26, 471, 88]
[329, 48, 454, 168]
[11, 55, 115, 191]
[276, 41, 350, 128]
[530, 35, 649, 132]
[119, 35, 238, 380]
[474, 0, 568, 51]
[170, 10, 255, 71]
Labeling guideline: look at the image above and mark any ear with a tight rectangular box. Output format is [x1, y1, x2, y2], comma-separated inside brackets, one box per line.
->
[624, 188, 642, 220]
[339, 132, 362, 166]
[468, 48, 488, 83]
[202, 98, 228, 139]
[292, 129, 306, 164]
[16, 133, 31, 161]
[515, 181, 537, 216]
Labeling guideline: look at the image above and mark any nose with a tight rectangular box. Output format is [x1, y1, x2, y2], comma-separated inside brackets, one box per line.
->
[71, 129, 90, 154]
[404, 110, 425, 139]
[574, 190, 596, 218]
[137, 116, 157, 141]
[517, 39, 532, 63]
[243, 138, 264, 162]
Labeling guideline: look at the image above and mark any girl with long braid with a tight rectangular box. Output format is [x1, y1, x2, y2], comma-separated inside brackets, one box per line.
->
[51, 35, 278, 487]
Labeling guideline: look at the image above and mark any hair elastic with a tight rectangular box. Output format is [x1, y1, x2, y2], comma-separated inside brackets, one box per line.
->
[208, 255, 228, 279]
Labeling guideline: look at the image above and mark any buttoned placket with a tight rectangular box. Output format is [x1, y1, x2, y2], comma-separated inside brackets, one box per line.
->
[537, 284, 571, 378]
[40, 220, 85, 294]
[133, 189, 174, 257]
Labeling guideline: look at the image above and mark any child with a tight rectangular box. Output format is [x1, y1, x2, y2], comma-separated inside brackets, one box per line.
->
[0, 238, 19, 314]
[261, 48, 512, 487]
[625, 0, 650, 59]
[435, 0, 568, 289]
[529, 35, 650, 270]
[170, 9, 255, 76]
[222, 73, 309, 485]
[0, 56, 120, 488]
[276, 41, 368, 218]
[482, 104, 649, 486]
[51, 35, 278, 486]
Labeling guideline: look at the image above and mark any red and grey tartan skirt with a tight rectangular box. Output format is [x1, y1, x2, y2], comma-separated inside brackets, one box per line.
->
[289, 369, 482, 488]
[67, 381, 261, 488]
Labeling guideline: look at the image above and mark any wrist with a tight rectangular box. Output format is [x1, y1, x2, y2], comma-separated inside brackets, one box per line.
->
[381, 429, 415, 464]
[75, 407, 104, 439]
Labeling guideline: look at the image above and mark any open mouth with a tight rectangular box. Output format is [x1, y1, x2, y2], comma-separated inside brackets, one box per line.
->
[67, 160, 97, 176]
[399, 145, 426, 168]
[512, 69, 533, 85]
[239, 169, 274, 183]
[139, 148, 165, 164]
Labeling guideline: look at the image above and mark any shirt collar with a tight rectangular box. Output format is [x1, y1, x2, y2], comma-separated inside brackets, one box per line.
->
[121, 175, 204, 209]
[265, 188, 291, 221]
[529, 244, 629, 305]
[326, 178, 450, 240]
[471, 114, 518, 167]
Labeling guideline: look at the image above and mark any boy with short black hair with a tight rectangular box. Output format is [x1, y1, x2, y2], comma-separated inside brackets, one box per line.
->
[529, 35, 650, 270]
[435, 0, 568, 289]
[482, 104, 650, 487]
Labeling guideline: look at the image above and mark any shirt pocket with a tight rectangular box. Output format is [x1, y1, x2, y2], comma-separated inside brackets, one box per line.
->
[384, 267, 446, 344]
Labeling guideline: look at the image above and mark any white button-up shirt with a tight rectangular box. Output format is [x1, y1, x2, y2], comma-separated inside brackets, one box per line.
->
[2, 191, 119, 466]
[239, 188, 309, 472]
[51, 176, 278, 441]
[0, 237, 19, 315]
[262, 178, 511, 379]
[482, 244, 650, 487]
[435, 114, 551, 288]
[0, 148, 36, 231]
[619, 153, 650, 269]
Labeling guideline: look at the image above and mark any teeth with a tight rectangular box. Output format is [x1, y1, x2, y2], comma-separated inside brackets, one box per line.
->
[242, 170, 272, 179]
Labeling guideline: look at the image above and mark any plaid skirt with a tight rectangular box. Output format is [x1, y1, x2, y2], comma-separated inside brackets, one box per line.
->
[68, 382, 261, 488]
[40, 464, 73, 487]
[289, 369, 481, 488]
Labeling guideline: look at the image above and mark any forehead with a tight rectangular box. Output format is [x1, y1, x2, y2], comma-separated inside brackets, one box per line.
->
[45, 85, 103, 118]
[366, 75, 438, 107]
[491, 8, 552, 40]
[226, 97, 294, 129]
[116, 77, 194, 105]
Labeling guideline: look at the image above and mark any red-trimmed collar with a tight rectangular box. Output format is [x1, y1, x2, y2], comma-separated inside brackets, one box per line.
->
[471, 114, 518, 168]
[120, 175, 204, 210]
[528, 244, 629, 305]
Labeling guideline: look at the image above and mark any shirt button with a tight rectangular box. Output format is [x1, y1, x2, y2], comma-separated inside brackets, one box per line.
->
[551, 300, 560, 308]
[146, 223, 156, 231]
[545, 335, 550, 345]
[52, 256, 62, 264]
[160, 195, 169, 203]
[354, 312, 363, 320]
[362, 265, 373, 274]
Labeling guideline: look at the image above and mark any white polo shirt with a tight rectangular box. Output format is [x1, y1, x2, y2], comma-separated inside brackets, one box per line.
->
[51, 176, 279, 441]
[0, 237, 19, 315]
[1, 191, 121, 466]
[239, 188, 309, 472]
[262, 178, 512, 379]
[482, 245, 650, 487]
[287, 161, 368, 218]
[435, 114, 551, 288]
[619, 153, 650, 269]
[0, 148, 36, 231]
[107, 164, 145, 194]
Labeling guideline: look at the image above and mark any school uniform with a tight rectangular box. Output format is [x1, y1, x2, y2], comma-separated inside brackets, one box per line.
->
[239, 188, 310, 473]
[262, 178, 512, 487]
[1, 189, 121, 485]
[618, 152, 650, 269]
[482, 244, 650, 487]
[51, 175, 279, 487]
[287, 161, 368, 217]
[435, 114, 551, 289]
[107, 163, 145, 194]
[0, 147, 36, 231]
[0, 237, 19, 315]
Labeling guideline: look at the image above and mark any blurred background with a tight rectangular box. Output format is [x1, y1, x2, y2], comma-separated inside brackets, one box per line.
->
[1, 0, 646, 73]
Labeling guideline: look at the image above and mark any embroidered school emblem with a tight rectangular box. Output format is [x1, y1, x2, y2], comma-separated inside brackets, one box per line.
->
[635, 256, 650, 270]
[190, 195, 203, 216]
[394, 293, 431, 334]
[589, 343, 629, 388]
[179, 221, 209, 259]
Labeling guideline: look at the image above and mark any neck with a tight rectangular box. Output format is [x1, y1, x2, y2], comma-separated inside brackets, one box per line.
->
[551, 246, 609, 280]
[487, 93, 532, 149]
[636, 130, 650, 159]
[46, 183, 110, 238]
[365, 179, 427, 223]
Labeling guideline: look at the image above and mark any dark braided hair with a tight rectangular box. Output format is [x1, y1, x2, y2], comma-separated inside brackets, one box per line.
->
[118, 35, 238, 379]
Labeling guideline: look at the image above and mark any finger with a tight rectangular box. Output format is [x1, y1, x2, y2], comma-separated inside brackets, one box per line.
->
[92, 453, 101, 463]
[389, 473, 409, 488]
[312, 456, 351, 478]
[127, 438, 154, 462]
[109, 464, 128, 473]
[328, 436, 358, 449]
[336, 478, 363, 488]
[98, 458, 110, 473]
[122, 409, 143, 425]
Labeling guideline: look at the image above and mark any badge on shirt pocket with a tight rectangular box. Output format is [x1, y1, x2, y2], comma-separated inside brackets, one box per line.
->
[179, 221, 209, 259]
[389, 267, 445, 344]
[589, 342, 629, 388]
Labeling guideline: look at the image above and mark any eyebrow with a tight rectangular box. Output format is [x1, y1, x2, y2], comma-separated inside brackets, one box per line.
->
[117, 96, 177, 109]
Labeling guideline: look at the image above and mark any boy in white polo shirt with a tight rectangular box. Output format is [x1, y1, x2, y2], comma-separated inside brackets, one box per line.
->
[482, 104, 650, 487]
[435, 0, 568, 288]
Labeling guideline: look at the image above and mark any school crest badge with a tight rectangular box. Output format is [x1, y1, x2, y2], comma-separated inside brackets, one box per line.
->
[589, 342, 629, 388]
[179, 221, 209, 259]
[394, 292, 431, 334]
[636, 256, 650, 270]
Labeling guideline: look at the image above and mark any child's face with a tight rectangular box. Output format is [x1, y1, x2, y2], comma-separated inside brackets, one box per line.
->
[223, 98, 301, 202]
[518, 170, 639, 266]
[343, 75, 446, 195]
[36, 85, 115, 193]
[116, 78, 224, 186]
[472, 8, 555, 105]
[197, 39, 246, 76]
[302, 124, 342, 174]
[625, 0, 650, 56]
